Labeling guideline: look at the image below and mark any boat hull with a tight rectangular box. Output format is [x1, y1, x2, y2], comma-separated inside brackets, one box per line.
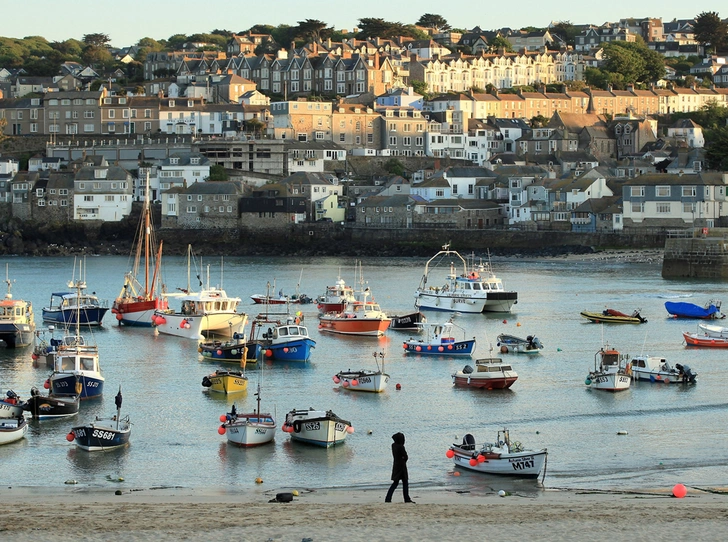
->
[42, 307, 109, 326]
[404, 338, 475, 356]
[199, 341, 262, 363]
[588, 372, 631, 391]
[0, 417, 27, 445]
[335, 371, 389, 393]
[225, 419, 276, 447]
[0, 322, 35, 348]
[632, 370, 685, 384]
[415, 292, 517, 313]
[153, 311, 246, 339]
[72, 419, 131, 451]
[666, 301, 722, 319]
[697, 323, 728, 338]
[265, 338, 315, 362]
[318, 317, 391, 336]
[23, 393, 80, 419]
[113, 298, 167, 327]
[285, 410, 351, 447]
[450, 447, 547, 478]
[0, 399, 24, 418]
[451, 374, 518, 389]
[203, 371, 248, 394]
[683, 332, 728, 347]
[389, 312, 426, 331]
[50, 373, 104, 399]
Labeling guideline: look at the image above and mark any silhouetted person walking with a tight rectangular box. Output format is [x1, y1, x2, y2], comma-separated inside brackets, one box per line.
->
[385, 432, 415, 503]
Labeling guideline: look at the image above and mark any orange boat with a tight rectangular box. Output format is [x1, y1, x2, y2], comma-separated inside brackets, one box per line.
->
[683, 331, 728, 347]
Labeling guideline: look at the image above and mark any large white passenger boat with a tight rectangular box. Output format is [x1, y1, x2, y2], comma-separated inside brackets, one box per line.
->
[414, 244, 517, 313]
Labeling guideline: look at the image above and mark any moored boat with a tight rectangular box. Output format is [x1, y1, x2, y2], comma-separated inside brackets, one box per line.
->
[497, 333, 544, 354]
[317, 276, 356, 314]
[580, 308, 647, 324]
[682, 330, 728, 347]
[198, 333, 262, 364]
[585, 345, 631, 392]
[68, 387, 130, 451]
[256, 316, 316, 361]
[697, 322, 728, 338]
[0, 265, 36, 348]
[666, 300, 724, 319]
[0, 390, 24, 418]
[111, 179, 168, 326]
[333, 351, 390, 393]
[403, 318, 475, 357]
[201, 369, 248, 394]
[446, 429, 547, 478]
[389, 311, 427, 331]
[42, 259, 108, 326]
[218, 383, 276, 447]
[451, 358, 518, 389]
[629, 356, 697, 384]
[0, 416, 27, 446]
[281, 408, 353, 447]
[23, 387, 80, 420]
[414, 244, 517, 313]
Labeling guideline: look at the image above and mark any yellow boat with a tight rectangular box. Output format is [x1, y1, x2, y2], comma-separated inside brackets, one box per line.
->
[202, 370, 248, 394]
[580, 309, 647, 324]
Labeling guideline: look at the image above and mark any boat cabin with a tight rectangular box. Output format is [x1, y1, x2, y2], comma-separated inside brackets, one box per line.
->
[350, 302, 383, 317]
[55, 352, 98, 372]
[271, 324, 309, 340]
[181, 298, 238, 315]
[0, 300, 32, 322]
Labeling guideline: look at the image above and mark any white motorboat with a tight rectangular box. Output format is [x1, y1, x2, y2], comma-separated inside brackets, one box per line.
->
[629, 356, 697, 384]
[0, 416, 27, 446]
[0, 265, 36, 348]
[497, 333, 544, 355]
[586, 345, 631, 392]
[281, 408, 353, 447]
[414, 244, 517, 313]
[447, 428, 547, 478]
[153, 246, 247, 340]
[451, 358, 518, 389]
[697, 322, 728, 338]
[333, 351, 390, 393]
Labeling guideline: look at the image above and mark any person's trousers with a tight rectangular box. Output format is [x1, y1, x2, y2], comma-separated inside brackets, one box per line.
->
[385, 478, 411, 502]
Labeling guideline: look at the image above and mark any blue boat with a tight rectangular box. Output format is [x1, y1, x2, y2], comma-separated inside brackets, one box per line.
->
[42, 291, 109, 326]
[256, 317, 316, 362]
[403, 319, 476, 357]
[665, 300, 724, 319]
[69, 388, 129, 451]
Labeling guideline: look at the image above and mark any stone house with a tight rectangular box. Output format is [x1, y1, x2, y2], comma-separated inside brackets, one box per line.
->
[161, 181, 241, 229]
[30, 172, 75, 224]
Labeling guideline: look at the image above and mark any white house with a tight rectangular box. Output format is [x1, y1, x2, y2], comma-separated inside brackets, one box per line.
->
[667, 118, 704, 148]
[157, 153, 211, 191]
[73, 165, 133, 221]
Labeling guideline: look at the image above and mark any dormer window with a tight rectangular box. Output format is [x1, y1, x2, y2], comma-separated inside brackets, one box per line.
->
[187, 100, 193, 107]
[119, 98, 127, 104]
[624, 125, 632, 134]
[191, 157, 199, 165]
[169, 100, 175, 107]
[170, 157, 179, 165]
[94, 169, 107, 179]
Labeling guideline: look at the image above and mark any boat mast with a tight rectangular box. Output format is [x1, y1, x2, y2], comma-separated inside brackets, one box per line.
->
[143, 172, 151, 299]
[186, 245, 191, 293]
[4, 264, 11, 299]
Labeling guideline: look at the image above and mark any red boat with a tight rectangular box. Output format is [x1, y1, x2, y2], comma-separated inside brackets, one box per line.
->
[317, 277, 356, 313]
[683, 331, 728, 347]
[111, 181, 168, 327]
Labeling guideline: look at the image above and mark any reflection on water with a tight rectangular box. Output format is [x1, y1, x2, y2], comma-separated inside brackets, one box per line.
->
[2, 255, 728, 492]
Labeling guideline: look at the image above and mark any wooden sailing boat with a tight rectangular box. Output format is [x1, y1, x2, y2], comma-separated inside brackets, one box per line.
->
[111, 174, 168, 326]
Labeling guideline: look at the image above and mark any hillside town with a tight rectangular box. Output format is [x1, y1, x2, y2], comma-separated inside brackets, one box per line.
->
[1, 13, 728, 241]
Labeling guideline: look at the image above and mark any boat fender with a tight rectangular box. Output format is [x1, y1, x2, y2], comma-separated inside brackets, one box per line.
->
[201, 376, 212, 388]
[292, 420, 302, 433]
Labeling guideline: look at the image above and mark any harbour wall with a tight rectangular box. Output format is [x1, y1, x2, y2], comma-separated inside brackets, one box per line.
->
[662, 229, 728, 279]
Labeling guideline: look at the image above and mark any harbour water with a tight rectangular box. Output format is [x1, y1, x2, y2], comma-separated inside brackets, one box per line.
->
[1, 253, 727, 494]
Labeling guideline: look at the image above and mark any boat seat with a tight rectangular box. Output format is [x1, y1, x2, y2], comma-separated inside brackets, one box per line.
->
[461, 433, 476, 450]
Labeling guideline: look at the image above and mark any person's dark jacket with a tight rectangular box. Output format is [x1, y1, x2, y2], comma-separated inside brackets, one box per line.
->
[390, 432, 408, 481]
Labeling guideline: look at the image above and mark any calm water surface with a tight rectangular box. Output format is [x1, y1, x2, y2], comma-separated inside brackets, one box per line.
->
[1, 253, 727, 494]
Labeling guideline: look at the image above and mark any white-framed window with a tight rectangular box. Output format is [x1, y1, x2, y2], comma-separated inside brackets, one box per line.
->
[630, 186, 644, 197]
[60, 199, 68, 207]
[108, 110, 115, 118]
[84, 195, 93, 202]
[315, 132, 324, 140]
[227, 206, 232, 212]
[197, 195, 203, 201]
[37, 199, 45, 207]
[683, 203, 696, 213]
[655, 186, 670, 197]
[105, 195, 114, 202]
[656, 203, 671, 214]
[84, 124, 94, 132]
[186, 206, 197, 213]
[389, 136, 397, 145]
[682, 186, 697, 197]
[631, 202, 644, 213]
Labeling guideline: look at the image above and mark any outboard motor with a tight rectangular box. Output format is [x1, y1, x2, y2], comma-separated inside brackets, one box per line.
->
[462, 364, 474, 374]
[462, 433, 476, 450]
[201, 376, 212, 388]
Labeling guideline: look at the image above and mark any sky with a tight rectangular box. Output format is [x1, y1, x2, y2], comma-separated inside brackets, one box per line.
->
[3, 1, 724, 47]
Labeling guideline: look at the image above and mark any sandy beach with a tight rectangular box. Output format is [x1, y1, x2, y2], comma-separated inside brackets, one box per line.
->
[3, 484, 728, 541]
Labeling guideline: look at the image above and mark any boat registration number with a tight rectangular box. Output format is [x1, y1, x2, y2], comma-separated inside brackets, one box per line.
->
[335, 422, 347, 432]
[304, 422, 321, 431]
[358, 377, 372, 384]
[454, 343, 469, 351]
[91, 429, 116, 440]
[594, 376, 609, 383]
[510, 456, 535, 471]
[255, 428, 267, 435]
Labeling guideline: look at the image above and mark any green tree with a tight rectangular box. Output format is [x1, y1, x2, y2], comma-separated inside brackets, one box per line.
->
[415, 14, 450, 31]
[295, 19, 331, 42]
[550, 21, 579, 47]
[383, 158, 405, 177]
[488, 36, 512, 53]
[356, 18, 424, 40]
[601, 41, 665, 85]
[704, 126, 728, 170]
[165, 34, 188, 50]
[410, 79, 431, 99]
[82, 33, 111, 48]
[693, 11, 728, 54]
[207, 164, 228, 181]
[530, 115, 549, 128]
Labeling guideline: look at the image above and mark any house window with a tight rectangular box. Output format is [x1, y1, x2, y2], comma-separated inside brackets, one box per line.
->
[60, 199, 68, 206]
[108, 110, 115, 118]
[186, 206, 197, 213]
[315, 131, 324, 140]
[105, 195, 114, 202]
[630, 186, 644, 197]
[656, 203, 671, 214]
[683, 203, 696, 213]
[655, 186, 670, 197]
[84, 195, 93, 202]
[389, 136, 397, 145]
[682, 186, 697, 197]
[37, 200, 45, 207]
[436, 189, 444, 197]
[631, 202, 644, 213]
